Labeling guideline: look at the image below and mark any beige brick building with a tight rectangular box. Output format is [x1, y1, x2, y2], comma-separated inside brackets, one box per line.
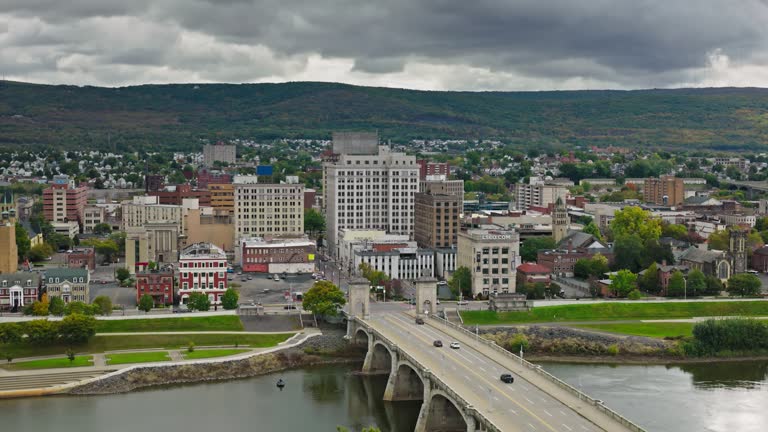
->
[644, 175, 685, 206]
[414, 189, 462, 249]
[234, 177, 304, 240]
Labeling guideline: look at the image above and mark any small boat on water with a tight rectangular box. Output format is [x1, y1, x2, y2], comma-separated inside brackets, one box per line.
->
[276, 379, 285, 390]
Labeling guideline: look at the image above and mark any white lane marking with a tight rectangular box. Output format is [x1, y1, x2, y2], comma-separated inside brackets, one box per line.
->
[562, 424, 573, 431]
[543, 409, 553, 417]
[528, 423, 537, 431]
[523, 395, 534, 404]
[559, 410, 568, 416]
[509, 408, 518, 415]
[493, 396, 500, 401]
[479, 366, 487, 372]
[580, 426, 590, 431]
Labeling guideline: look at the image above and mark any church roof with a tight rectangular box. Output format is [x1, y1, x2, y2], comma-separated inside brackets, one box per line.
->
[678, 247, 726, 264]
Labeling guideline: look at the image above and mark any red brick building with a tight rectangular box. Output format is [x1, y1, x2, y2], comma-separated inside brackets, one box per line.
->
[43, 175, 87, 226]
[238, 237, 316, 274]
[197, 167, 232, 190]
[135, 269, 175, 306]
[149, 184, 211, 207]
[66, 247, 96, 271]
[536, 232, 612, 277]
[417, 160, 450, 180]
[516, 263, 552, 286]
[178, 243, 228, 305]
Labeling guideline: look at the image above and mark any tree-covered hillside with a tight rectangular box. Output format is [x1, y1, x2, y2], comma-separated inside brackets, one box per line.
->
[1, 80, 767, 151]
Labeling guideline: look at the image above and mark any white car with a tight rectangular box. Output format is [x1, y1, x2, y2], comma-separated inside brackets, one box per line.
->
[457, 300, 469, 306]
[450, 342, 460, 349]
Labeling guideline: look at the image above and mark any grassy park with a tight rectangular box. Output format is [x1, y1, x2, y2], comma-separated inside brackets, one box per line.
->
[106, 352, 171, 365]
[1, 333, 294, 359]
[1, 356, 93, 371]
[461, 301, 768, 325]
[574, 322, 695, 339]
[95, 316, 244, 333]
[184, 349, 250, 360]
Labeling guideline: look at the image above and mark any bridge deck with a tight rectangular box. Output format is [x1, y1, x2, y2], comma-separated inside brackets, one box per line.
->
[369, 312, 638, 432]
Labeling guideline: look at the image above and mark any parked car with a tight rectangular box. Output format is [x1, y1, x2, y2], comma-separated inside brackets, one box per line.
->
[273, 275, 280, 281]
[500, 373, 514, 383]
[449, 342, 460, 349]
[457, 300, 469, 306]
[433, 340, 443, 347]
[247, 276, 253, 281]
[283, 305, 297, 310]
[263, 289, 271, 293]
[415, 318, 425, 325]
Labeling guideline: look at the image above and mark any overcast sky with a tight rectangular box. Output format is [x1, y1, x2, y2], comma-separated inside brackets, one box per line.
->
[3, 0, 768, 90]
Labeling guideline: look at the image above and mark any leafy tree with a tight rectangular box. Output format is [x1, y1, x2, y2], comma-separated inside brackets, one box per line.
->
[612, 234, 645, 273]
[704, 275, 724, 296]
[0, 322, 22, 345]
[28, 243, 54, 262]
[221, 288, 239, 310]
[31, 300, 50, 316]
[138, 294, 154, 313]
[448, 266, 472, 298]
[627, 289, 643, 300]
[687, 269, 706, 297]
[520, 237, 557, 262]
[609, 270, 637, 298]
[524, 282, 547, 299]
[116, 268, 131, 283]
[358, 263, 389, 287]
[303, 280, 346, 317]
[66, 348, 76, 362]
[14, 222, 31, 258]
[610, 206, 662, 243]
[726, 274, 762, 297]
[573, 253, 609, 280]
[59, 314, 97, 344]
[48, 297, 65, 316]
[92, 223, 112, 235]
[667, 270, 686, 297]
[64, 301, 98, 316]
[92, 296, 113, 316]
[639, 262, 661, 294]
[643, 239, 674, 266]
[304, 208, 326, 236]
[23, 320, 58, 346]
[662, 223, 688, 241]
[187, 292, 211, 311]
[582, 221, 603, 241]
[82, 238, 119, 263]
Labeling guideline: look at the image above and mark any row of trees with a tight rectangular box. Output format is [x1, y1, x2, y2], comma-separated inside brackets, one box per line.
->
[0, 314, 97, 347]
[23, 296, 114, 317]
[608, 269, 760, 298]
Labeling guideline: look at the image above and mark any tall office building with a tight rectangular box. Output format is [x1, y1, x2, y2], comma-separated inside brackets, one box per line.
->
[233, 176, 304, 240]
[414, 181, 462, 249]
[203, 143, 236, 166]
[643, 175, 684, 206]
[551, 197, 570, 243]
[323, 133, 419, 255]
[0, 211, 18, 274]
[513, 182, 568, 211]
[43, 175, 87, 227]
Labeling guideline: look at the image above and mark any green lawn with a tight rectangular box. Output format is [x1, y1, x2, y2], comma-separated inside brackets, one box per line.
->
[574, 323, 695, 339]
[1, 356, 93, 371]
[1, 333, 294, 359]
[184, 349, 250, 360]
[107, 351, 170, 365]
[461, 301, 768, 325]
[95, 316, 244, 333]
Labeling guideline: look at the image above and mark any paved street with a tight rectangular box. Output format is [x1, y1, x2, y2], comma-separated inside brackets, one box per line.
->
[368, 308, 635, 432]
[234, 272, 317, 305]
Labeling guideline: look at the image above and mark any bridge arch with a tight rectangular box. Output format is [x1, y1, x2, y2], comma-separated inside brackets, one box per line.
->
[368, 341, 394, 374]
[423, 390, 469, 432]
[353, 327, 370, 347]
[387, 361, 425, 401]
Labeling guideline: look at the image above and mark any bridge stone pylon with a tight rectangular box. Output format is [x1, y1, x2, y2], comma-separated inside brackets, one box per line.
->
[415, 277, 438, 317]
[348, 277, 370, 320]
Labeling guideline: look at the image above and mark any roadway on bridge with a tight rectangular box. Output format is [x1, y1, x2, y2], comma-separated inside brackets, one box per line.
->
[370, 312, 619, 432]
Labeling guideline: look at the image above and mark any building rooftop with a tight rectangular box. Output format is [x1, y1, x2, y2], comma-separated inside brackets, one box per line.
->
[180, 242, 227, 260]
[44, 268, 89, 280]
[517, 263, 551, 274]
[241, 237, 315, 248]
[0, 272, 40, 285]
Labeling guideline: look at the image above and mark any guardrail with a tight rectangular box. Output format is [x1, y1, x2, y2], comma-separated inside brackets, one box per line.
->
[352, 317, 502, 432]
[429, 315, 647, 432]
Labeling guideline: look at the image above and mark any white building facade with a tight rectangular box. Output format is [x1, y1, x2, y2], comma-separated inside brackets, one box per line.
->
[353, 247, 435, 281]
[457, 226, 521, 297]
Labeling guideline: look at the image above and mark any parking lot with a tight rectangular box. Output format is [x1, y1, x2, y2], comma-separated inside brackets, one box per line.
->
[232, 272, 318, 305]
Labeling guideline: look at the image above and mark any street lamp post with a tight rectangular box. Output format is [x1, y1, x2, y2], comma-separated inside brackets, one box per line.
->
[684, 277, 687, 300]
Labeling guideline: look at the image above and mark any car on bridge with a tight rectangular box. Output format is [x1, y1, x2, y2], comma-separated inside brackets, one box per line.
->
[500, 373, 515, 384]
[433, 340, 443, 347]
[415, 318, 425, 325]
[449, 342, 460, 349]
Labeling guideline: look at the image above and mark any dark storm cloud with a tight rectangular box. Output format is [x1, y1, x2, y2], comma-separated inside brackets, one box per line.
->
[2, 0, 768, 88]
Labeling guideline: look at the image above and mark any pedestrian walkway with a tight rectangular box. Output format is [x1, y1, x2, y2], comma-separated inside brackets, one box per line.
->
[169, 350, 184, 361]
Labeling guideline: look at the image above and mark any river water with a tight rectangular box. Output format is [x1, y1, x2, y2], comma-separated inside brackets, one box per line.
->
[0, 361, 766, 432]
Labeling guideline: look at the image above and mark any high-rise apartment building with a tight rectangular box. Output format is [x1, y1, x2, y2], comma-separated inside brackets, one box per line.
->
[417, 160, 450, 179]
[414, 182, 462, 249]
[122, 196, 184, 273]
[209, 183, 235, 214]
[644, 175, 685, 206]
[323, 133, 419, 255]
[233, 176, 304, 240]
[43, 175, 87, 227]
[513, 182, 568, 210]
[203, 143, 236, 166]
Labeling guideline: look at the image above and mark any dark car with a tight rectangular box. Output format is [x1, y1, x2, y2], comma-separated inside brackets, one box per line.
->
[500, 374, 514, 384]
[415, 318, 425, 325]
[283, 305, 297, 310]
[433, 340, 443, 347]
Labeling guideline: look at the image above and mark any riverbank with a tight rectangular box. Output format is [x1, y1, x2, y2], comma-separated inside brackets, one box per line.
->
[67, 329, 364, 395]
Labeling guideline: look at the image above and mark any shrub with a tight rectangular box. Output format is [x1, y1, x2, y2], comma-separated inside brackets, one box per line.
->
[690, 318, 768, 355]
[507, 333, 530, 353]
[627, 289, 642, 300]
[607, 344, 620, 356]
[187, 342, 195, 353]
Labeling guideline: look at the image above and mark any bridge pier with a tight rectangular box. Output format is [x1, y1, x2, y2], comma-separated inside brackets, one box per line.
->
[384, 361, 426, 401]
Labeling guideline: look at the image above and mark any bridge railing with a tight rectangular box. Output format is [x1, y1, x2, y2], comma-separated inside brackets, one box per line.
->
[352, 317, 502, 432]
[429, 315, 647, 432]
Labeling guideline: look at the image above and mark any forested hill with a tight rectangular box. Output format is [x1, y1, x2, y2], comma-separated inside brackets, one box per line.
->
[1, 80, 768, 152]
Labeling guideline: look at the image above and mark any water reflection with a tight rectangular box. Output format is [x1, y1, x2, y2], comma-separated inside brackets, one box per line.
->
[670, 361, 768, 390]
